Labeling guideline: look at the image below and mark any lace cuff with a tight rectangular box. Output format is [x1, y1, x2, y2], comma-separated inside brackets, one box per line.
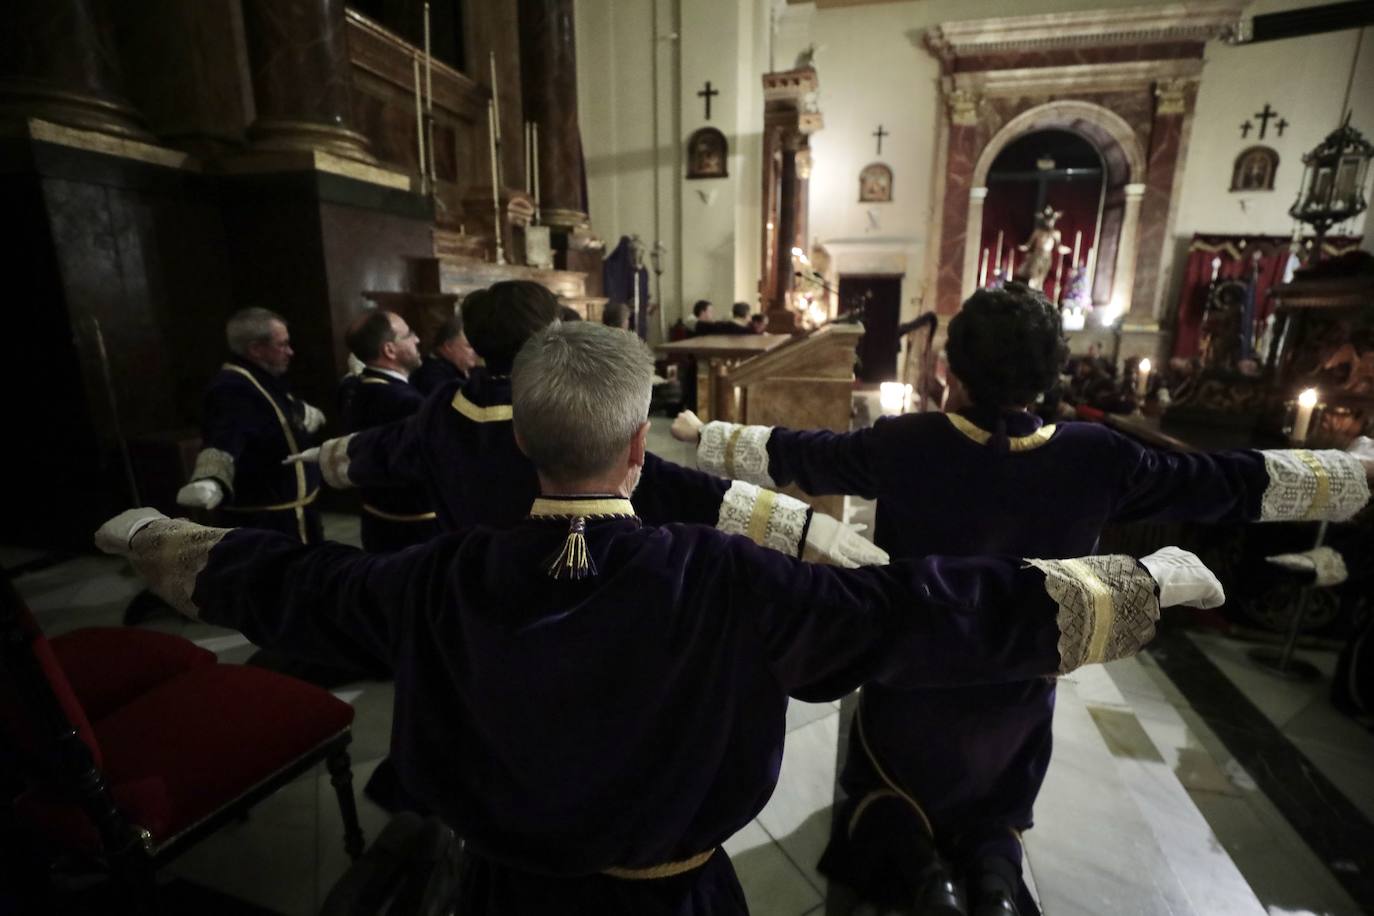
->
[128, 518, 231, 618]
[1259, 450, 1369, 522]
[1025, 555, 1160, 674]
[699, 422, 776, 487]
[717, 480, 811, 558]
[191, 447, 235, 493]
[321, 434, 356, 490]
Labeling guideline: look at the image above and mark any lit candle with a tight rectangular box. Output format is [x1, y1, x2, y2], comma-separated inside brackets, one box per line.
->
[488, 101, 505, 264]
[413, 54, 426, 181]
[1136, 357, 1151, 398]
[979, 248, 989, 287]
[1071, 230, 1082, 270]
[879, 382, 912, 415]
[489, 52, 501, 140]
[423, 3, 432, 113]
[524, 122, 532, 194]
[1292, 387, 1318, 443]
[993, 231, 1004, 278]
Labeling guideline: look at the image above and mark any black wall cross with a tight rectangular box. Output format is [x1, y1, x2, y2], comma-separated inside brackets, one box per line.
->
[1254, 103, 1279, 140]
[697, 81, 719, 120]
[873, 124, 888, 155]
[1240, 120, 1253, 139]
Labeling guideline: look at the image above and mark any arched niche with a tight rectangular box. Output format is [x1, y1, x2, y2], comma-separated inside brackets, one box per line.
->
[963, 101, 1147, 311]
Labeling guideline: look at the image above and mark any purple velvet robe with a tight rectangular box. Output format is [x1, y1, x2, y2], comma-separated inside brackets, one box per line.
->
[190, 512, 1078, 915]
[345, 371, 730, 531]
[761, 407, 1270, 901]
[341, 369, 438, 552]
[199, 357, 323, 543]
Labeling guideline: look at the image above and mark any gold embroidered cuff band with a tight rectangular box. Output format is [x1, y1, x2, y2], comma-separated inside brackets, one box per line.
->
[191, 448, 236, 493]
[1026, 555, 1160, 674]
[320, 434, 355, 490]
[1260, 450, 1369, 522]
[128, 518, 231, 618]
[717, 481, 810, 557]
[699, 422, 776, 487]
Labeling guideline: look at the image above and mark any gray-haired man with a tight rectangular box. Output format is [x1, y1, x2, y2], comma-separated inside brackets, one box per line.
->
[99, 321, 1224, 916]
[177, 307, 328, 543]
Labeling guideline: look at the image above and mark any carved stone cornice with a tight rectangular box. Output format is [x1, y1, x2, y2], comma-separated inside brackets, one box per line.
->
[949, 59, 1203, 98]
[345, 9, 485, 119]
[763, 67, 819, 104]
[925, 1, 1244, 63]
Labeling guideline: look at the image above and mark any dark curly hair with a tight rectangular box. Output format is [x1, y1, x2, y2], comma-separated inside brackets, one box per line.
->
[460, 281, 560, 372]
[946, 282, 1068, 408]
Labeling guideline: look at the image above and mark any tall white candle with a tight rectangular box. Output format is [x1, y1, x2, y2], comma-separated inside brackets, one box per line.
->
[993, 231, 1004, 277]
[978, 248, 989, 287]
[488, 101, 504, 264]
[1072, 230, 1082, 270]
[489, 52, 501, 139]
[532, 121, 541, 223]
[1136, 357, 1151, 398]
[423, 3, 432, 113]
[413, 55, 426, 180]
[524, 121, 532, 194]
[1292, 387, 1318, 443]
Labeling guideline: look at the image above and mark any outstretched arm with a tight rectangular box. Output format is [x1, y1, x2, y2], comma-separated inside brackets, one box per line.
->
[672, 410, 882, 498]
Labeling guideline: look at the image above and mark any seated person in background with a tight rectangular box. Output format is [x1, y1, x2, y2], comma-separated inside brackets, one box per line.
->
[601, 300, 631, 331]
[177, 307, 328, 543]
[411, 311, 479, 396]
[98, 320, 1226, 916]
[341, 309, 437, 553]
[749, 313, 767, 334]
[730, 302, 751, 328]
[683, 299, 712, 335]
[693, 302, 753, 337]
[673, 282, 1373, 916]
[291, 281, 880, 566]
[557, 304, 583, 322]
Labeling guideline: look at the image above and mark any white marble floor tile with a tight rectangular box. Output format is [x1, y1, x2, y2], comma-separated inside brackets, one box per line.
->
[164, 765, 322, 916]
[725, 820, 824, 916]
[1028, 679, 1197, 916]
[1187, 632, 1334, 728]
[756, 714, 837, 897]
[785, 698, 837, 734]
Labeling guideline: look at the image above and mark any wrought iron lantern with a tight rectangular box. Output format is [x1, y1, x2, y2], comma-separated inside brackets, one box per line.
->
[1288, 112, 1373, 244]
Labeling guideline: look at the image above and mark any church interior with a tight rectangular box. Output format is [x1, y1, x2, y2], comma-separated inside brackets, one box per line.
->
[3, 0, 1374, 913]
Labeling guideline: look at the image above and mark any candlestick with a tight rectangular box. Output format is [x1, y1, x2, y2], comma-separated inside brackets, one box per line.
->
[413, 55, 426, 187]
[1210, 255, 1222, 283]
[423, 3, 432, 113]
[1085, 246, 1096, 293]
[1291, 387, 1318, 443]
[1136, 357, 1151, 399]
[993, 231, 1004, 280]
[488, 101, 505, 265]
[532, 121, 541, 223]
[524, 121, 532, 194]
[1071, 230, 1082, 270]
[978, 248, 989, 288]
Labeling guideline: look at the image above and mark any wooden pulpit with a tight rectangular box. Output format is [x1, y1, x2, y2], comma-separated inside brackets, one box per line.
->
[657, 323, 864, 516]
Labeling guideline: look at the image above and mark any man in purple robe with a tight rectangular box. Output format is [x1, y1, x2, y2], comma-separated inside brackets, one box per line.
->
[672, 283, 1372, 915]
[97, 321, 1225, 916]
[292, 280, 883, 567]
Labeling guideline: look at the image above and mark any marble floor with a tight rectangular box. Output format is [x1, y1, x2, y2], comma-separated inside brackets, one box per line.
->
[4, 420, 1372, 915]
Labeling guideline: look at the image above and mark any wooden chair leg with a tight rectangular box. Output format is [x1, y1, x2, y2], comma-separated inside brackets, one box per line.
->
[327, 748, 366, 860]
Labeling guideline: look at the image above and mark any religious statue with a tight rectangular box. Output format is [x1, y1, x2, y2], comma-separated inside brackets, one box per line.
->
[1015, 207, 1071, 291]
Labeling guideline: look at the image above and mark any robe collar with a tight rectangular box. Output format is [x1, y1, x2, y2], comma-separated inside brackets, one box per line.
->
[529, 494, 640, 580]
[948, 406, 1056, 452]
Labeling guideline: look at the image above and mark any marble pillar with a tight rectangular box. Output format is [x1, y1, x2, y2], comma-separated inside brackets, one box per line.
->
[0, 0, 149, 140]
[240, 0, 373, 161]
[518, 0, 586, 229]
[1110, 183, 1147, 317]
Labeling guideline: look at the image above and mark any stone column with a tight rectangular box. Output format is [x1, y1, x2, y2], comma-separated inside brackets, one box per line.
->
[1109, 183, 1147, 318]
[518, 0, 586, 230]
[963, 186, 989, 299]
[934, 88, 981, 315]
[240, 0, 373, 161]
[0, 0, 149, 140]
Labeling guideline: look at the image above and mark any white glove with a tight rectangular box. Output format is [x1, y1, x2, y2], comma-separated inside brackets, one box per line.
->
[282, 447, 321, 466]
[176, 479, 224, 510]
[1348, 435, 1374, 480]
[1266, 547, 1349, 587]
[302, 402, 326, 434]
[803, 514, 889, 568]
[671, 410, 704, 443]
[1139, 546, 1225, 609]
[95, 508, 167, 555]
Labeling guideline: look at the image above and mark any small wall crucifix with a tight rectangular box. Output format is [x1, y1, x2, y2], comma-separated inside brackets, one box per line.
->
[873, 124, 888, 155]
[697, 81, 719, 120]
[1254, 103, 1279, 140]
[1240, 121, 1253, 139]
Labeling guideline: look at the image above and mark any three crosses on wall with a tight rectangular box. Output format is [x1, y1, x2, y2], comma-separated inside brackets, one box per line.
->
[1241, 103, 1288, 140]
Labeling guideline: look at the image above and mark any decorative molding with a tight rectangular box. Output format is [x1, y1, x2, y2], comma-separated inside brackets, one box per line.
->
[763, 67, 819, 103]
[925, 1, 1244, 61]
[946, 88, 979, 126]
[1155, 78, 1190, 115]
[950, 59, 1203, 98]
[345, 9, 485, 119]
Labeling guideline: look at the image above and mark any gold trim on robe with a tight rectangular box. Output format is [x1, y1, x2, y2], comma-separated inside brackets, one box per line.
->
[362, 504, 438, 523]
[945, 413, 1057, 452]
[451, 390, 514, 423]
[1259, 449, 1368, 522]
[529, 497, 636, 519]
[220, 362, 310, 541]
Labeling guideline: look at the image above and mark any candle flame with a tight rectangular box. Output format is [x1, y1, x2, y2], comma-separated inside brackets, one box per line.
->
[1298, 388, 1318, 408]
[1138, 358, 1151, 374]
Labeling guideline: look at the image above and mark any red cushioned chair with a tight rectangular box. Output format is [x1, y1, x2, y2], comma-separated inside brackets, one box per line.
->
[0, 570, 365, 910]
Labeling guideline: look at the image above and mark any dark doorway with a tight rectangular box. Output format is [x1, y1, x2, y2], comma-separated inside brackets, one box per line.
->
[839, 274, 902, 383]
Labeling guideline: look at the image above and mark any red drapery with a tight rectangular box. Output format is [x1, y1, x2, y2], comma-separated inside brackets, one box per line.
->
[1171, 234, 1364, 359]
